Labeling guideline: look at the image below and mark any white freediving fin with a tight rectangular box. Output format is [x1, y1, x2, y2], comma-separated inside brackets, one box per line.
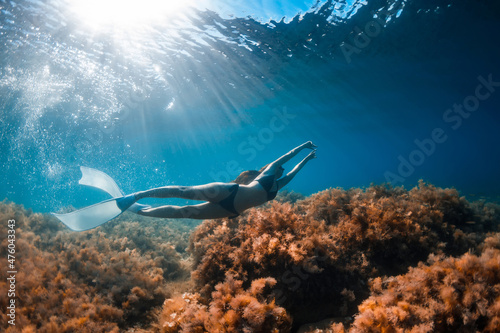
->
[52, 196, 134, 231]
[52, 167, 151, 231]
[79, 166, 124, 197]
[78, 166, 150, 213]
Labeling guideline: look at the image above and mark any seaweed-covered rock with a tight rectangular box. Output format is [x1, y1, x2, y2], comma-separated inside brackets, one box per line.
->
[1, 181, 499, 332]
[0, 201, 190, 331]
[349, 239, 500, 332]
[188, 182, 496, 326]
[156, 273, 292, 332]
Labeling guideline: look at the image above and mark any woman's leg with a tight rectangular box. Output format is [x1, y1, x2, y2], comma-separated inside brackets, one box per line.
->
[134, 183, 236, 203]
[137, 202, 236, 219]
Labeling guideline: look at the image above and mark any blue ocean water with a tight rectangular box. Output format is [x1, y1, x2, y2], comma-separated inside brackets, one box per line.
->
[0, 0, 499, 213]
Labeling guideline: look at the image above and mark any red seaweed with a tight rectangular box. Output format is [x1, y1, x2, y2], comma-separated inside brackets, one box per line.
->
[0, 181, 499, 332]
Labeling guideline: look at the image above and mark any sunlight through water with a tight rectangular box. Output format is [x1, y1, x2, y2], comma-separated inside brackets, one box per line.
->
[66, 0, 200, 31]
[1, 0, 499, 214]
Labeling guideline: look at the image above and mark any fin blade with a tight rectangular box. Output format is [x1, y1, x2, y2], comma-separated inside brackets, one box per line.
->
[128, 203, 151, 213]
[79, 166, 124, 198]
[78, 167, 147, 212]
[52, 198, 124, 231]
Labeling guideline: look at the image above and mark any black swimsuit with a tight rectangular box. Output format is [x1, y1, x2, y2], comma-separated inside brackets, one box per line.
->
[257, 174, 278, 200]
[218, 175, 278, 218]
[218, 183, 240, 217]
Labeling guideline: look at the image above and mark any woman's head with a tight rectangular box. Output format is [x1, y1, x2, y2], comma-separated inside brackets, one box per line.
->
[232, 165, 285, 185]
[233, 170, 261, 185]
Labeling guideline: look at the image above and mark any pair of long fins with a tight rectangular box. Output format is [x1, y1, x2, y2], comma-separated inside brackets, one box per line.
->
[52, 167, 150, 232]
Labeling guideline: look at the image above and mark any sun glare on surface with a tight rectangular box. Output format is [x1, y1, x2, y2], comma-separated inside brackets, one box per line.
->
[68, 0, 197, 31]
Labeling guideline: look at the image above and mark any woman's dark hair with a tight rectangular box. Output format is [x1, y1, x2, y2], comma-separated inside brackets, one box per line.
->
[233, 170, 261, 185]
[232, 164, 279, 185]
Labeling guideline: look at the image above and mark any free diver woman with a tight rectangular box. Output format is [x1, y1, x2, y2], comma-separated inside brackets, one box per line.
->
[52, 141, 317, 231]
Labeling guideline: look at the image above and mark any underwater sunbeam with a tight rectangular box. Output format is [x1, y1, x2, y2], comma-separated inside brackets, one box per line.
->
[66, 0, 199, 31]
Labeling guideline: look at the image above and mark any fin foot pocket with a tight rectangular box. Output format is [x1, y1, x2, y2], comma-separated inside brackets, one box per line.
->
[116, 194, 137, 211]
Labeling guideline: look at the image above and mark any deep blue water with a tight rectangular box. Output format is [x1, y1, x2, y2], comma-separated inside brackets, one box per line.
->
[1, 0, 499, 213]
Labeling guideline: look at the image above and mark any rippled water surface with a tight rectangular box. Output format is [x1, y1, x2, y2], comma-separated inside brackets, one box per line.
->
[1, 0, 499, 212]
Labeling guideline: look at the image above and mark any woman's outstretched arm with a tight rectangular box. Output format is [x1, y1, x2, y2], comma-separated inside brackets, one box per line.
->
[277, 150, 316, 190]
[265, 141, 317, 172]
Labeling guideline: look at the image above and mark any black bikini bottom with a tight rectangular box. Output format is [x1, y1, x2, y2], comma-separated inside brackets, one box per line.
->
[218, 183, 240, 217]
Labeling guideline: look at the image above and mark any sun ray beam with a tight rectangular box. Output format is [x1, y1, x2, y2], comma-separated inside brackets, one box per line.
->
[66, 0, 200, 32]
